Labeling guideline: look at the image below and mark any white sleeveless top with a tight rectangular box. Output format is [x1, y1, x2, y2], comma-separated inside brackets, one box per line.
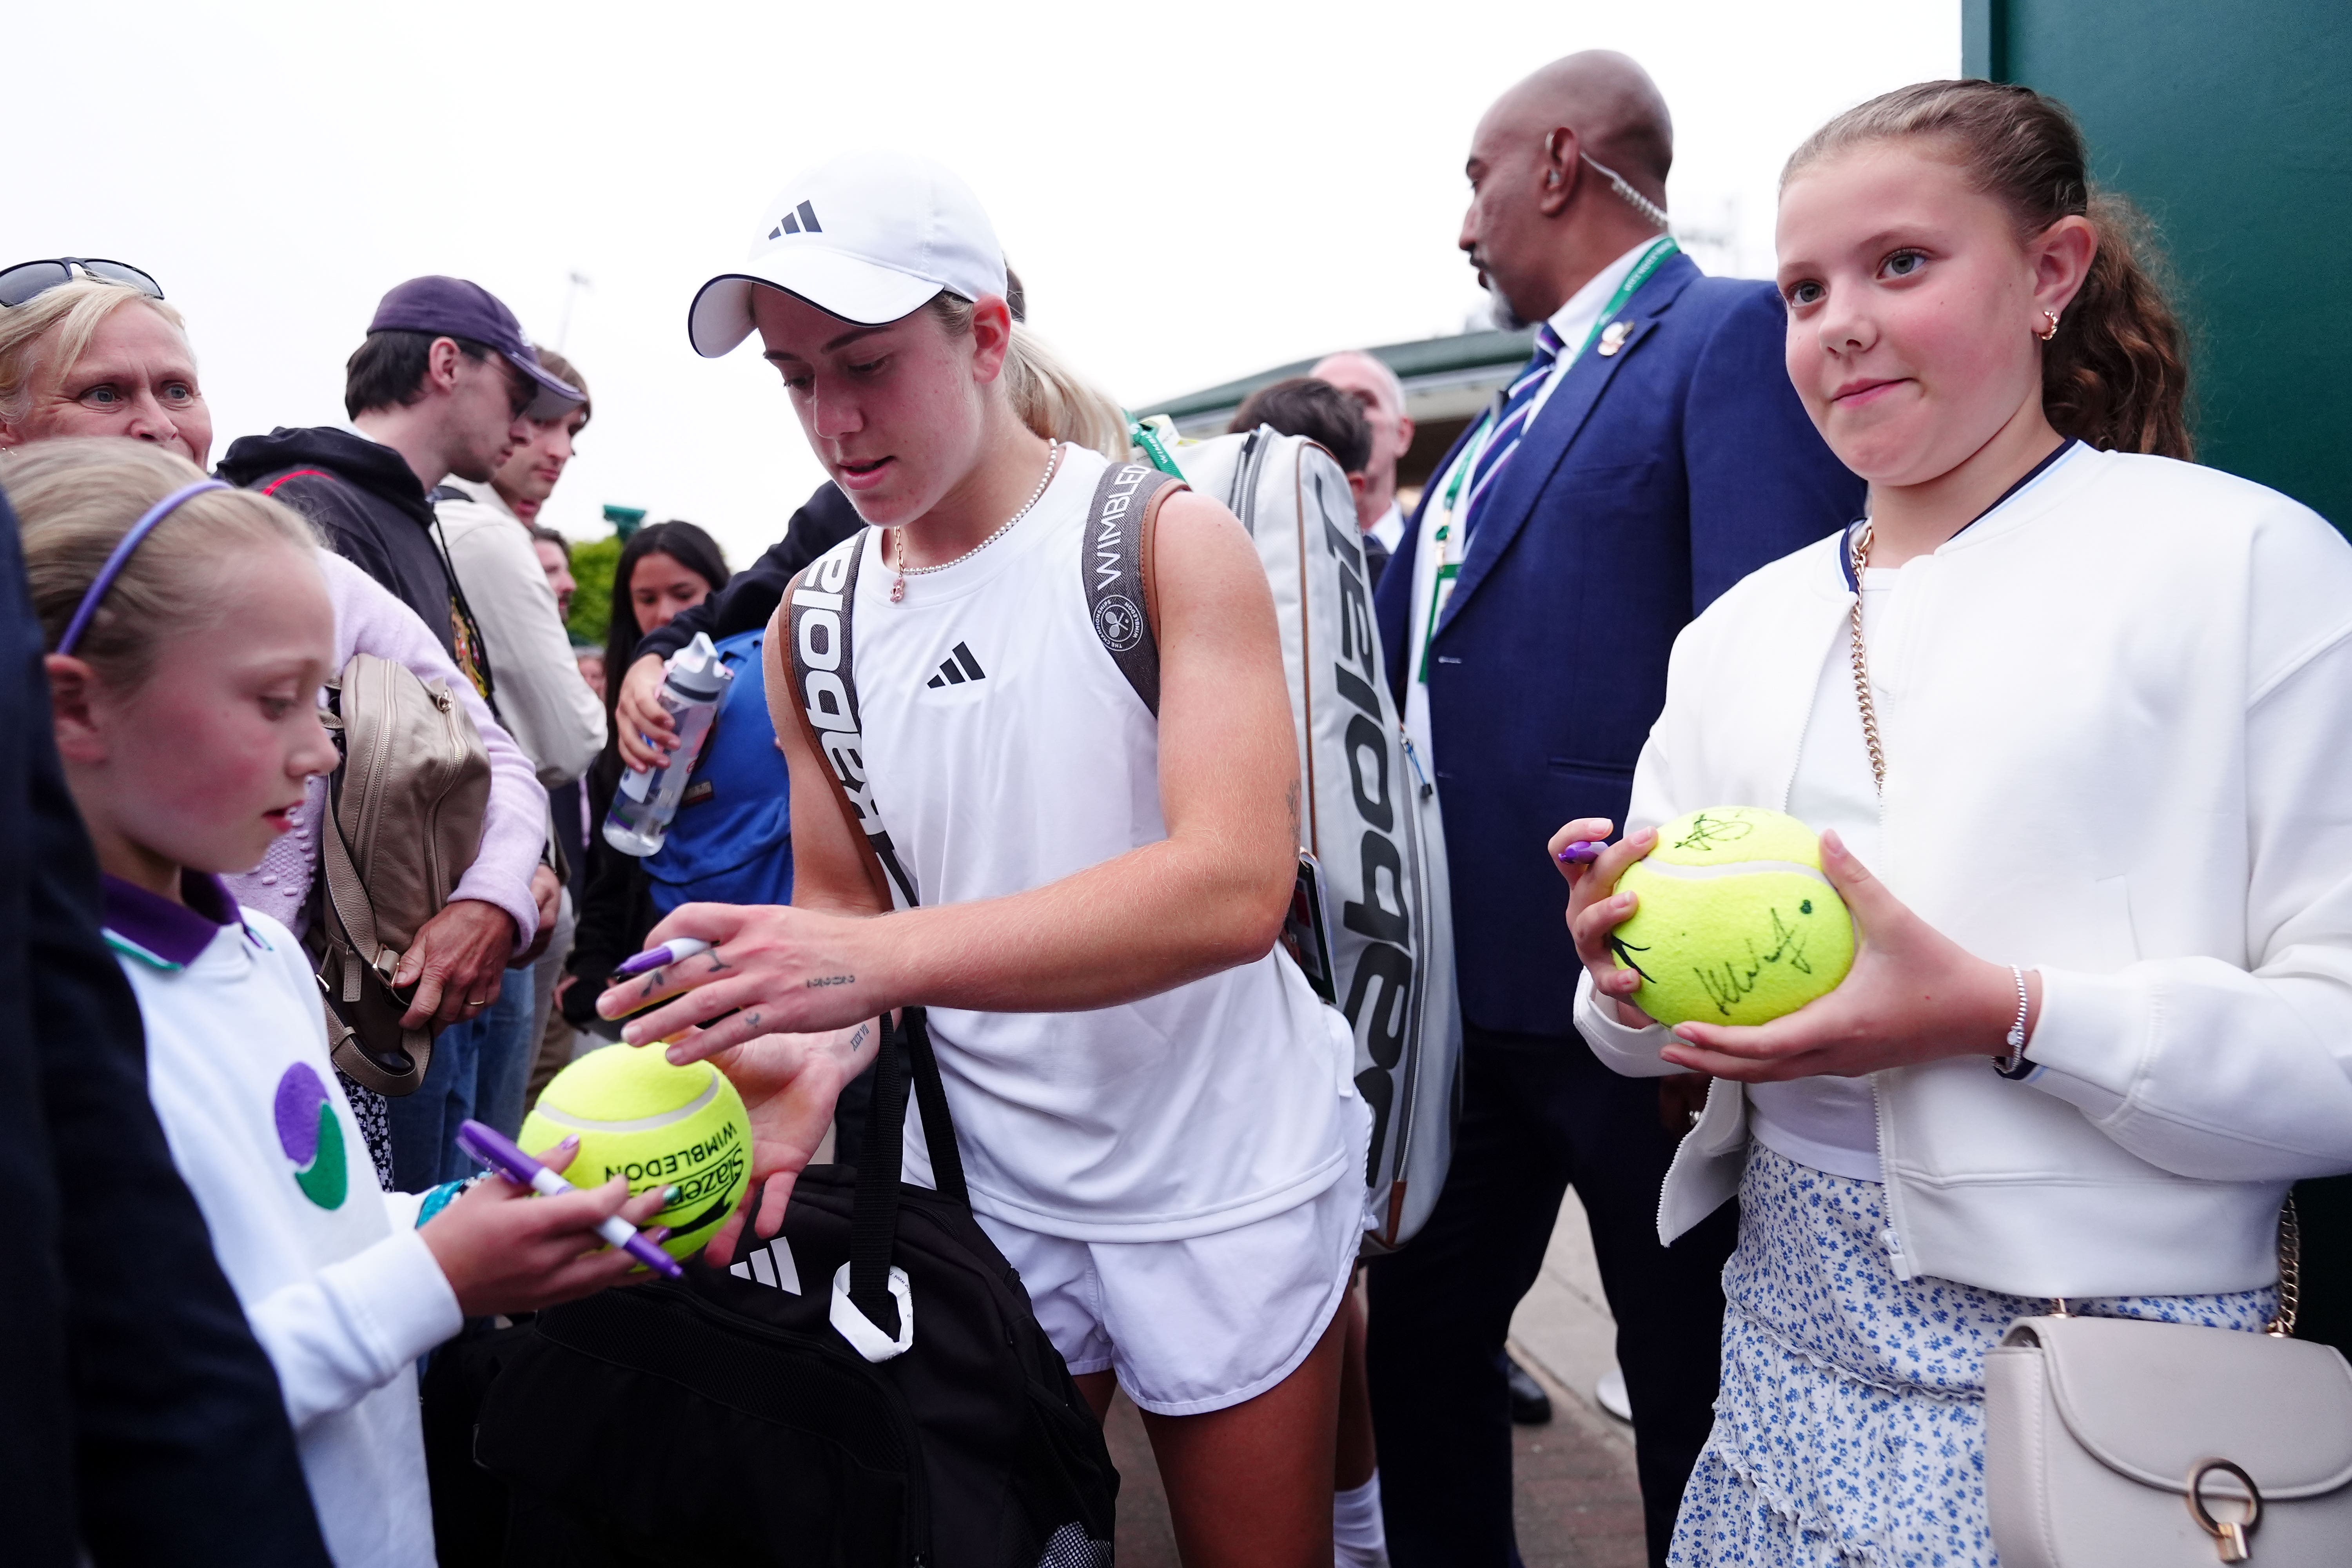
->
[843, 443, 1359, 1241]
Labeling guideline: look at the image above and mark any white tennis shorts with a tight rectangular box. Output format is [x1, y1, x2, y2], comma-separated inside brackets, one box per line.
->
[975, 1128, 1369, 1417]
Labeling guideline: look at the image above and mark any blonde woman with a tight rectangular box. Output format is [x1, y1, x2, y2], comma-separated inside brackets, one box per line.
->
[0, 266, 551, 1188]
[609, 152, 1366, 1568]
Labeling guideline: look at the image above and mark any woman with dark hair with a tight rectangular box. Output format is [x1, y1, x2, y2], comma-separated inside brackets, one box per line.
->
[559, 522, 730, 1033]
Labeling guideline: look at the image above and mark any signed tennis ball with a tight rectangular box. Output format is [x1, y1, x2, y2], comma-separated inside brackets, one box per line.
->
[1611, 807, 1854, 1028]
[518, 1044, 751, 1259]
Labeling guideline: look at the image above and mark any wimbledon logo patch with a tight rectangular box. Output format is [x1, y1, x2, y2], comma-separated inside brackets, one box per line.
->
[273, 1062, 348, 1210]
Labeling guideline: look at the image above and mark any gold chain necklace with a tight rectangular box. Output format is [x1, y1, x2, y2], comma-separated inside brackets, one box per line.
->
[1847, 522, 1887, 796]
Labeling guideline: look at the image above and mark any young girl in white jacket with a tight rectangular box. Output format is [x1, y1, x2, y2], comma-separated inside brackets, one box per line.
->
[15, 438, 668, 1568]
[1556, 82, 2352, 1566]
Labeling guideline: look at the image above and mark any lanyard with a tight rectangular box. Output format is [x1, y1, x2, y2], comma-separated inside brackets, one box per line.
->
[1435, 235, 1679, 518]
[1416, 235, 1678, 682]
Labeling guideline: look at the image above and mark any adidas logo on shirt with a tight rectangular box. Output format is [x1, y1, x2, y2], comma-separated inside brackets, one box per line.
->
[767, 201, 823, 240]
[925, 641, 987, 690]
[726, 1235, 802, 1294]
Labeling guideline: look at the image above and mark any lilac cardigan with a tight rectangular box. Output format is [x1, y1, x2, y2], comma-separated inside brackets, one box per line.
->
[225, 550, 545, 950]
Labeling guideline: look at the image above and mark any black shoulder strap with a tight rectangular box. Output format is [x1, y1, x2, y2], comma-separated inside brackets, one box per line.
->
[784, 534, 920, 910]
[847, 1006, 969, 1336]
[1080, 461, 1186, 718]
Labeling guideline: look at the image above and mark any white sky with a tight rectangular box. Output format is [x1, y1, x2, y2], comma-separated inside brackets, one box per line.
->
[10, 0, 1955, 566]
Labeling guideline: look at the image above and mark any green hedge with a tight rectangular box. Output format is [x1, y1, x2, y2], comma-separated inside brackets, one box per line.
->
[567, 533, 621, 646]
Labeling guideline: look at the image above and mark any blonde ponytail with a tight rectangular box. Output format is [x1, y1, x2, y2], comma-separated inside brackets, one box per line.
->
[1002, 323, 1131, 461]
[928, 294, 1133, 461]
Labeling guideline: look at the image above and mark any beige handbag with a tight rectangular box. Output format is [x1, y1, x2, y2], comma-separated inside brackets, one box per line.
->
[1984, 1207, 2352, 1565]
[307, 652, 491, 1096]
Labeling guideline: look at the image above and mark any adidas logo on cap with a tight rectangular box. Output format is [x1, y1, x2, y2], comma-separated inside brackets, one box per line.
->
[767, 201, 822, 240]
[925, 641, 987, 690]
[688, 151, 1010, 357]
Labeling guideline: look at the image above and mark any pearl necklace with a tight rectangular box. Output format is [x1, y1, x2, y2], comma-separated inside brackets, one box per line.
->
[889, 441, 1062, 604]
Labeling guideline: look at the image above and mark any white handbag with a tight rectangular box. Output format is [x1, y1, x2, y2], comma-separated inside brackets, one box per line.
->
[1984, 1208, 2352, 1565]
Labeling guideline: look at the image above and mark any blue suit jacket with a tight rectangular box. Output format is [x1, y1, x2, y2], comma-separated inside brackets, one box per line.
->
[1376, 255, 1865, 1038]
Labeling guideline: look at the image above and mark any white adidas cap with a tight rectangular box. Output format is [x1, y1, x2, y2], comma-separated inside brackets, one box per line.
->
[687, 151, 1009, 358]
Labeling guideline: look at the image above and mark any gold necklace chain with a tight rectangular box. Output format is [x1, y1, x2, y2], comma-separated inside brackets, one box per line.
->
[1847, 522, 1887, 797]
[889, 441, 1061, 604]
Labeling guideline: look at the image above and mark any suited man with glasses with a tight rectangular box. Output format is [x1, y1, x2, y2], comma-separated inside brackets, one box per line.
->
[1367, 52, 1863, 1568]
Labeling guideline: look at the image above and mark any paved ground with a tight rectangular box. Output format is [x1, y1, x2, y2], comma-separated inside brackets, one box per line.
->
[1107, 1193, 1642, 1566]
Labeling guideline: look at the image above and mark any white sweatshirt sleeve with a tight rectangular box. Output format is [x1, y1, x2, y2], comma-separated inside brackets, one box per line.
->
[2024, 620, 2352, 1182]
[441, 505, 607, 789]
[1573, 728, 1689, 1076]
[244, 1215, 462, 1431]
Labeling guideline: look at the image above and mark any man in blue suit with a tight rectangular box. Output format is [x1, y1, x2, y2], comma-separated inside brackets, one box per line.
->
[1367, 52, 1865, 1568]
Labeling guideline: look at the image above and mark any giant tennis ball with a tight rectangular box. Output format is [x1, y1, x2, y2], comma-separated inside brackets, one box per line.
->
[518, 1044, 752, 1259]
[1611, 807, 1855, 1028]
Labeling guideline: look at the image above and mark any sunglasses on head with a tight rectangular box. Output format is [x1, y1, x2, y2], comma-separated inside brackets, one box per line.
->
[0, 258, 165, 310]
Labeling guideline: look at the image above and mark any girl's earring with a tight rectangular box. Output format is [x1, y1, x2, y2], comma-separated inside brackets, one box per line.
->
[2038, 309, 2061, 342]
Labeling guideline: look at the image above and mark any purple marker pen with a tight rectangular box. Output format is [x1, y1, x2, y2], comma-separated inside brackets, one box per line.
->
[454, 1119, 684, 1279]
[1557, 840, 1606, 864]
[613, 937, 715, 979]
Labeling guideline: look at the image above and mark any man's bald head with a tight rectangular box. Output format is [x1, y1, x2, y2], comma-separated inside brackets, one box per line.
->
[1312, 351, 1416, 528]
[1484, 51, 1672, 193]
[1461, 51, 1676, 326]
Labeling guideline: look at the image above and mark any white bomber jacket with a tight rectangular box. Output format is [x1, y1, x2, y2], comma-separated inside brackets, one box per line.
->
[1575, 445, 2352, 1299]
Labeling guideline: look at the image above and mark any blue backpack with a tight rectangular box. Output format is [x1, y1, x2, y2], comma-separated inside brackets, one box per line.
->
[644, 629, 792, 913]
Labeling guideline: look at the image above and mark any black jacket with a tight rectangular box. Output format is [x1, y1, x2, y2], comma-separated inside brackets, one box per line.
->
[0, 488, 330, 1566]
[635, 481, 864, 666]
[220, 426, 465, 664]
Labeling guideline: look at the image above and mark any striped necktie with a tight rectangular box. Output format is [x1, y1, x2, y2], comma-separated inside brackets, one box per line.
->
[1460, 323, 1564, 541]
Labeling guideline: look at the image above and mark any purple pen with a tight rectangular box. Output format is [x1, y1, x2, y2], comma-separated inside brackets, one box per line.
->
[1557, 840, 1606, 864]
[613, 937, 714, 978]
[454, 1119, 684, 1279]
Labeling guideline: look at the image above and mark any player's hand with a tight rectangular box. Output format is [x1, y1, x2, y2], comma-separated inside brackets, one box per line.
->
[690, 1020, 883, 1265]
[1658, 829, 2040, 1082]
[396, 898, 517, 1028]
[595, 903, 884, 1060]
[614, 653, 676, 773]
[419, 1138, 670, 1316]
[1551, 818, 1657, 1028]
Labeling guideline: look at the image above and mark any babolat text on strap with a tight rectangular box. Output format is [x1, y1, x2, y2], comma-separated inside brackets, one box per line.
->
[784, 535, 921, 911]
[1079, 461, 1187, 717]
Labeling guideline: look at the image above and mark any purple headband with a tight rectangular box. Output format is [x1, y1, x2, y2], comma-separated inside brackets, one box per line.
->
[55, 478, 230, 657]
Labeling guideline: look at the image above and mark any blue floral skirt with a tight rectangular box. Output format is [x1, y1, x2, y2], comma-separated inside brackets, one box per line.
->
[1669, 1144, 2274, 1568]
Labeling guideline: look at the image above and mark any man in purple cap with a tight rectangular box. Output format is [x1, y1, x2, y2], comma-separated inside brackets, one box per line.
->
[220, 276, 583, 690]
[220, 278, 581, 1191]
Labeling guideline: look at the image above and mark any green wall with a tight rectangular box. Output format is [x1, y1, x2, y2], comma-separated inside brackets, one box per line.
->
[1966, 0, 2352, 528]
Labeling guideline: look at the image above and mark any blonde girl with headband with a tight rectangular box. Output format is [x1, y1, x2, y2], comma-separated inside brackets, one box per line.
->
[13, 439, 669, 1568]
[1553, 82, 2352, 1565]
[607, 152, 1368, 1566]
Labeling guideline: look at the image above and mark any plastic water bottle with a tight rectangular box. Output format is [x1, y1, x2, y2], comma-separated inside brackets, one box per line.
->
[604, 633, 733, 857]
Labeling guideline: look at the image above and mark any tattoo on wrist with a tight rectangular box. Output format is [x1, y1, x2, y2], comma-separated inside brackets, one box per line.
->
[806, 974, 854, 988]
[837, 1022, 873, 1060]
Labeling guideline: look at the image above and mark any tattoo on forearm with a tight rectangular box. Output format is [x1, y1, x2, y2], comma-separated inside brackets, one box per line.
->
[806, 974, 855, 988]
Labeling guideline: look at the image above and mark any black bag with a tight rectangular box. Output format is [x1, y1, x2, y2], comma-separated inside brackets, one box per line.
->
[470, 1007, 1118, 1567]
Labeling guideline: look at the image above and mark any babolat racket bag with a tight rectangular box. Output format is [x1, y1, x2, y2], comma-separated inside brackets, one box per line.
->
[470, 1007, 1118, 1568]
[1114, 428, 1463, 1252]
